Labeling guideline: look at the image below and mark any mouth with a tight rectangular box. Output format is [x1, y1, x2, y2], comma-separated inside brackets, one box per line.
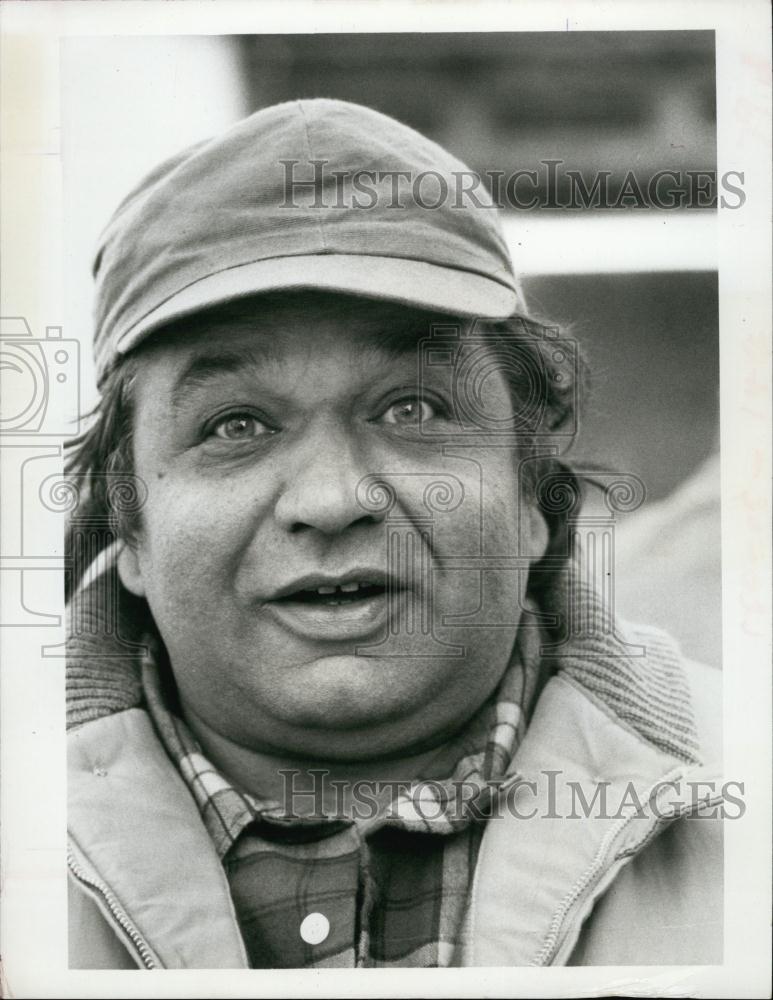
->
[264, 572, 405, 642]
[276, 580, 388, 607]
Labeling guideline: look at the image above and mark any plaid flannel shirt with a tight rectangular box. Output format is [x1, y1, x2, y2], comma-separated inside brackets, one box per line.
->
[141, 619, 545, 968]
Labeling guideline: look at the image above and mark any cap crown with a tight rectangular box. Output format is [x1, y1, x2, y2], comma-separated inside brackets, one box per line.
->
[93, 99, 518, 381]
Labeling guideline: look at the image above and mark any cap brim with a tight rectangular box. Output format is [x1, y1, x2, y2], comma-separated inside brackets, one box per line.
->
[114, 254, 519, 357]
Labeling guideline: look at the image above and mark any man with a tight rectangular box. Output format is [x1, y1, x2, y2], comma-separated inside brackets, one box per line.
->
[66, 99, 723, 969]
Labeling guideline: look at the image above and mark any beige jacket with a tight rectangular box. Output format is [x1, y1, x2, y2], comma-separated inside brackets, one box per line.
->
[67, 656, 723, 969]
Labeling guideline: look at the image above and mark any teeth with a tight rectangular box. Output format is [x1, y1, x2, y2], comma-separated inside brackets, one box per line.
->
[313, 581, 369, 595]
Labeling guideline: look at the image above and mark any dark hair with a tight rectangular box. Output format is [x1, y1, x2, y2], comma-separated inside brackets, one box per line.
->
[64, 352, 140, 601]
[64, 303, 587, 601]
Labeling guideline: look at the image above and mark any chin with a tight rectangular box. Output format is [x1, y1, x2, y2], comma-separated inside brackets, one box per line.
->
[274, 652, 432, 732]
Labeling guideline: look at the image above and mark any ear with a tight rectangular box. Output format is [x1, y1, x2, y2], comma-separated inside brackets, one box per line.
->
[117, 542, 147, 597]
[526, 502, 550, 564]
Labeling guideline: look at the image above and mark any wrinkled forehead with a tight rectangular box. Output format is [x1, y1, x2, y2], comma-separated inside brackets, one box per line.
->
[140, 291, 470, 357]
[124, 292, 482, 402]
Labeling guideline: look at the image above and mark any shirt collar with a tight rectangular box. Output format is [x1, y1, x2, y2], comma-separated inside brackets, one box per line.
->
[141, 610, 546, 859]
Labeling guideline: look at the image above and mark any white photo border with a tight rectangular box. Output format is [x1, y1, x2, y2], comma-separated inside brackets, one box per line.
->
[0, 2, 770, 997]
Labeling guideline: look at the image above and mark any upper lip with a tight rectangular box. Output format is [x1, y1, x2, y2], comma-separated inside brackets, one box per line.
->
[269, 568, 405, 601]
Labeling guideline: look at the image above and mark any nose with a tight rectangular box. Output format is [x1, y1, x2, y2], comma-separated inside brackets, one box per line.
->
[273, 423, 384, 536]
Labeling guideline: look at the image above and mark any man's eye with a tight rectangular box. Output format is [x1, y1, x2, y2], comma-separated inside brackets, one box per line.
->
[380, 399, 436, 426]
[208, 413, 271, 440]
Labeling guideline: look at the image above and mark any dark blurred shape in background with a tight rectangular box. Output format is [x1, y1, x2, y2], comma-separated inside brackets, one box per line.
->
[524, 271, 718, 497]
[236, 31, 717, 207]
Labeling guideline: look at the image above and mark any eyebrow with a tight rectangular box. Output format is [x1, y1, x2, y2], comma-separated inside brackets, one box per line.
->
[169, 349, 269, 411]
[167, 325, 439, 411]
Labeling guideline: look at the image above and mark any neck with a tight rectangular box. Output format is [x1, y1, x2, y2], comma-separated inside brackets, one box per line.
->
[181, 702, 469, 820]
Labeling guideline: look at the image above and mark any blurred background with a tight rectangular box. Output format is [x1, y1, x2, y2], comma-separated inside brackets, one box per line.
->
[61, 31, 721, 666]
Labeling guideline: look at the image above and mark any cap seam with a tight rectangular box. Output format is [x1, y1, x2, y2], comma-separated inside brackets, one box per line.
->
[295, 100, 328, 253]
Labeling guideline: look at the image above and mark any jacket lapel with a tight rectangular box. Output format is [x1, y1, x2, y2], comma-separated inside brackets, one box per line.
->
[462, 674, 718, 966]
[68, 708, 249, 969]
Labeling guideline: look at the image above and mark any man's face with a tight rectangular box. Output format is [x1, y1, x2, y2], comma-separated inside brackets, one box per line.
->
[119, 293, 548, 761]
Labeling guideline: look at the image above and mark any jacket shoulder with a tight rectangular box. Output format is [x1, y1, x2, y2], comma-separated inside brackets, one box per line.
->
[568, 658, 724, 966]
[568, 809, 724, 965]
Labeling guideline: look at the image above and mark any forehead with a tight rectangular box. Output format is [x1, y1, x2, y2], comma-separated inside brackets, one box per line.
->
[132, 291, 467, 373]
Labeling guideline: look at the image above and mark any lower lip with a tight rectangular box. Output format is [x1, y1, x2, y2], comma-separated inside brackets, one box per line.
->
[263, 592, 399, 642]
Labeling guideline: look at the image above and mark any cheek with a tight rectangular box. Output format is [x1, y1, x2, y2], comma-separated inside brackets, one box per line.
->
[422, 455, 526, 555]
[427, 458, 546, 615]
[134, 478, 260, 603]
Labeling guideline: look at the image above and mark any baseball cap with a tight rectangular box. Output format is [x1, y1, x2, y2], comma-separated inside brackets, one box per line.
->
[92, 98, 521, 384]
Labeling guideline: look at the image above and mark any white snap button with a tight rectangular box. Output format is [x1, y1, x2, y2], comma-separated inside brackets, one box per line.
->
[299, 912, 330, 945]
